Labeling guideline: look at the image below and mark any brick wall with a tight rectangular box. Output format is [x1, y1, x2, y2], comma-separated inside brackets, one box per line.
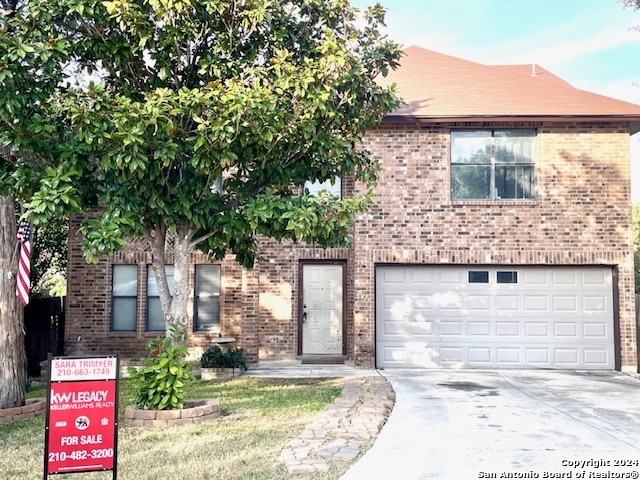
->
[353, 120, 636, 369]
[66, 216, 245, 360]
[65, 120, 637, 370]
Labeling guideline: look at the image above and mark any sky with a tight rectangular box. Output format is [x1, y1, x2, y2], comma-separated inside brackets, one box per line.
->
[348, 0, 640, 203]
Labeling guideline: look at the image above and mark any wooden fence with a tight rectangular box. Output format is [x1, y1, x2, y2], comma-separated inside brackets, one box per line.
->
[24, 297, 65, 377]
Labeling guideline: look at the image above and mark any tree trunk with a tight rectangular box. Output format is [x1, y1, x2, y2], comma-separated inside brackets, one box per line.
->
[0, 194, 26, 409]
[149, 220, 193, 342]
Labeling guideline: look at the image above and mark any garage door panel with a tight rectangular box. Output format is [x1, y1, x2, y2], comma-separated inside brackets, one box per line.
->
[376, 266, 614, 369]
[525, 322, 549, 337]
[583, 296, 607, 312]
[555, 349, 579, 366]
[554, 322, 578, 337]
[582, 270, 607, 285]
[439, 270, 463, 283]
[468, 322, 491, 336]
[412, 295, 434, 310]
[497, 296, 519, 311]
[583, 323, 608, 338]
[410, 321, 435, 337]
[524, 296, 548, 311]
[497, 348, 520, 363]
[467, 295, 491, 311]
[440, 321, 462, 336]
[525, 348, 551, 365]
[383, 322, 406, 336]
[467, 347, 491, 364]
[584, 349, 610, 366]
[554, 296, 578, 311]
[437, 291, 463, 309]
[497, 322, 520, 336]
[553, 270, 577, 285]
[409, 269, 434, 284]
[379, 345, 406, 364]
[523, 270, 547, 284]
[381, 269, 406, 284]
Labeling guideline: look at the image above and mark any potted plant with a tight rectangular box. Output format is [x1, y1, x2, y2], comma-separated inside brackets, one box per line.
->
[200, 345, 247, 380]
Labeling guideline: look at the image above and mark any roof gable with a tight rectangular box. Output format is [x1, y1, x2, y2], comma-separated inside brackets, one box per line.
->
[379, 46, 640, 130]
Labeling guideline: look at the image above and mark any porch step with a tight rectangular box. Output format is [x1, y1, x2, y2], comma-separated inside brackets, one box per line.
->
[300, 356, 346, 365]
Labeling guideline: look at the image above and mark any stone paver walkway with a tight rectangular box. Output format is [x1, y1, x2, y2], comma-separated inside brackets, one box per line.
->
[279, 375, 395, 474]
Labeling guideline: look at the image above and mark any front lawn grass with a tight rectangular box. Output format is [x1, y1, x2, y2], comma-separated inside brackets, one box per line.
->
[0, 377, 347, 480]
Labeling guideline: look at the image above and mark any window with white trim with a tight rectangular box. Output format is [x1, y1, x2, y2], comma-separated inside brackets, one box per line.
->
[111, 265, 138, 332]
[451, 130, 535, 200]
[146, 265, 174, 331]
[194, 264, 221, 332]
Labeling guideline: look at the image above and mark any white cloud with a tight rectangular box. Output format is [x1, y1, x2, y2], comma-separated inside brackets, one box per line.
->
[580, 79, 640, 105]
[485, 27, 640, 67]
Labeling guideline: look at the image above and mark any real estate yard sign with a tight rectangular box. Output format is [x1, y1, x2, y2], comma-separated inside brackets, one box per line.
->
[44, 355, 119, 479]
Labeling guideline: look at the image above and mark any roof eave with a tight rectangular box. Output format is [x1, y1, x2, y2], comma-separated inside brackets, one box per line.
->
[382, 114, 640, 134]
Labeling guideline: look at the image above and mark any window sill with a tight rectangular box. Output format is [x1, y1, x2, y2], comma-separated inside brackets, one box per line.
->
[193, 328, 222, 335]
[450, 199, 537, 206]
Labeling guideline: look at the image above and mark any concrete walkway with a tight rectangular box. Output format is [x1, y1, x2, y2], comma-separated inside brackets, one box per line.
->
[244, 360, 382, 378]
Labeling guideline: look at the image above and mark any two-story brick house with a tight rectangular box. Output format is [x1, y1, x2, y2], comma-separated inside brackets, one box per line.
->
[66, 46, 640, 371]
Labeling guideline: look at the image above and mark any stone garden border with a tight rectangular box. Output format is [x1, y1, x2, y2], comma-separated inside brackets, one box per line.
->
[0, 398, 46, 424]
[124, 399, 220, 427]
[200, 367, 243, 380]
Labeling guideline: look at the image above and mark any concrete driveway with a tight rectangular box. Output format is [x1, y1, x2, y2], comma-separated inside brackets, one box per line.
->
[340, 370, 640, 480]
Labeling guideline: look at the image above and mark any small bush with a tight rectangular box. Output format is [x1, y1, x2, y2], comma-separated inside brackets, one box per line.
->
[200, 345, 247, 371]
[128, 326, 194, 410]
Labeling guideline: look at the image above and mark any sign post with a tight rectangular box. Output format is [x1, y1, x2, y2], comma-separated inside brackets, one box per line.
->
[44, 355, 119, 479]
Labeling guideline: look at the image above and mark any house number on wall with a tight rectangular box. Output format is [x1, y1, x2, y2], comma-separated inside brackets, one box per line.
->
[491, 254, 507, 262]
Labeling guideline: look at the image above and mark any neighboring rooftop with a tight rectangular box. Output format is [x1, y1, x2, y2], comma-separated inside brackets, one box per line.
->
[379, 46, 640, 132]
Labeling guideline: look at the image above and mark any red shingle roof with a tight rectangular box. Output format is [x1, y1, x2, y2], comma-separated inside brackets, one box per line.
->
[379, 46, 640, 132]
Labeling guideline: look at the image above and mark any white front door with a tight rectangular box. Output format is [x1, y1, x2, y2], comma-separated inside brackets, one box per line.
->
[302, 264, 343, 355]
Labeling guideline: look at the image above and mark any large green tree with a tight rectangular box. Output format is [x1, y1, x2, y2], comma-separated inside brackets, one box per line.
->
[0, 0, 70, 408]
[1, 0, 401, 362]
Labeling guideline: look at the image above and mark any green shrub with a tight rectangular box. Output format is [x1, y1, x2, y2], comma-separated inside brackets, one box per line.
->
[200, 345, 247, 371]
[128, 327, 194, 410]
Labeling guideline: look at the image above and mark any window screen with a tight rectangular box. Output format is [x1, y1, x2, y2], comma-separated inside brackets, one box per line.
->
[111, 265, 138, 331]
[451, 130, 535, 200]
[194, 265, 221, 332]
[146, 265, 174, 331]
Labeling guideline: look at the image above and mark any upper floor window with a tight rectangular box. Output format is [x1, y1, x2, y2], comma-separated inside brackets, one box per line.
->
[111, 265, 138, 332]
[146, 265, 174, 331]
[304, 177, 342, 198]
[451, 130, 535, 200]
[194, 264, 221, 332]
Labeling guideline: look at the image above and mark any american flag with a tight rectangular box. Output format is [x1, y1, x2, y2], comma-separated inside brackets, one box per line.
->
[16, 221, 31, 307]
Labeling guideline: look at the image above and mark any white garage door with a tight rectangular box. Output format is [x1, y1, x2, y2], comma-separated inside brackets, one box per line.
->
[376, 266, 615, 369]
